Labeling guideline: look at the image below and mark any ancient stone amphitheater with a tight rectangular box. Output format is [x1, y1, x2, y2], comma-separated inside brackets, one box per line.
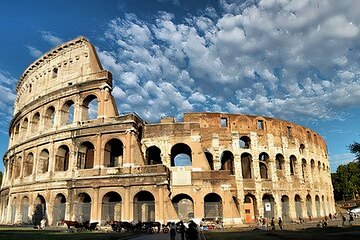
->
[0, 36, 335, 227]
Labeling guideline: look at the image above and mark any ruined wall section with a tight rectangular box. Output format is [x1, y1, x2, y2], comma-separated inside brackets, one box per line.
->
[182, 112, 334, 219]
[14, 36, 103, 116]
[8, 37, 118, 149]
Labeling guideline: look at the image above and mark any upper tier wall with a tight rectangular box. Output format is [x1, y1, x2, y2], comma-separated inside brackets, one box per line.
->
[14, 36, 103, 115]
[183, 112, 328, 155]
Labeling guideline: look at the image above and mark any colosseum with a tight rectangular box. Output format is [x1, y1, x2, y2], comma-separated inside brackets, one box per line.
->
[0, 36, 335, 227]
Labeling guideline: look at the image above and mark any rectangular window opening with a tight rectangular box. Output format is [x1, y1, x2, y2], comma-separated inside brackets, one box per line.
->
[287, 126, 292, 138]
[52, 68, 58, 78]
[257, 120, 264, 130]
[221, 118, 227, 128]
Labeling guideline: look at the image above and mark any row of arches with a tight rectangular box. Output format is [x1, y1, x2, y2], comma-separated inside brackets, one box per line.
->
[7, 191, 224, 226]
[9, 138, 124, 179]
[146, 144, 329, 179]
[243, 193, 332, 223]
[11, 94, 99, 142]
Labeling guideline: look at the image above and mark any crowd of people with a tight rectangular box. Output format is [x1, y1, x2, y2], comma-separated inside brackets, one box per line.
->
[168, 220, 199, 240]
[256, 217, 283, 231]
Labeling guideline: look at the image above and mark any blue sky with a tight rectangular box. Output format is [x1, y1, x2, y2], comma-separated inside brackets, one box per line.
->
[0, 0, 359, 173]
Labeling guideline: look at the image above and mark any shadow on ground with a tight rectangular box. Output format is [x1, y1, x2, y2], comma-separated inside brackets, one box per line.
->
[204, 225, 360, 240]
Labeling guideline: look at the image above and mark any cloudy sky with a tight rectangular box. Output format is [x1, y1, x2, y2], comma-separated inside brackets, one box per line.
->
[0, 0, 359, 172]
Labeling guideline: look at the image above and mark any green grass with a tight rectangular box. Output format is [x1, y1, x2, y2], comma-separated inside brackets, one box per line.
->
[0, 227, 141, 240]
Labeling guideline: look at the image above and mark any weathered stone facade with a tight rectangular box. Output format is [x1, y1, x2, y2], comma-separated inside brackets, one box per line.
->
[0, 36, 335, 227]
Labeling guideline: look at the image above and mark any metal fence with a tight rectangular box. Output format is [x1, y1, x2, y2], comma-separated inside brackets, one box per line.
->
[133, 201, 155, 222]
[204, 202, 223, 219]
[53, 203, 66, 224]
[101, 202, 121, 225]
[74, 203, 91, 222]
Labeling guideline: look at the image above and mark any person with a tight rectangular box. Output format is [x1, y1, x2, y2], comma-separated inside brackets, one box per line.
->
[186, 221, 198, 240]
[278, 217, 283, 231]
[40, 218, 46, 230]
[169, 222, 176, 240]
[270, 217, 275, 230]
[349, 214, 354, 225]
[180, 220, 186, 240]
[342, 215, 346, 226]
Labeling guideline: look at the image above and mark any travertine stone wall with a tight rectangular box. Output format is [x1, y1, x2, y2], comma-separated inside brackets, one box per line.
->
[0, 37, 334, 227]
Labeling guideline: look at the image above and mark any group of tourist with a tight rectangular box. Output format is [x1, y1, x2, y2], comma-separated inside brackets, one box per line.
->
[256, 216, 283, 231]
[169, 220, 199, 240]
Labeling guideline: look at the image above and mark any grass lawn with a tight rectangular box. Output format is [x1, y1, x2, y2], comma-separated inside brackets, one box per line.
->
[0, 226, 142, 240]
[204, 226, 360, 240]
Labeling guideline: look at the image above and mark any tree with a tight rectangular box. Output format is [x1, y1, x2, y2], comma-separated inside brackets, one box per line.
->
[348, 141, 360, 161]
[332, 161, 360, 201]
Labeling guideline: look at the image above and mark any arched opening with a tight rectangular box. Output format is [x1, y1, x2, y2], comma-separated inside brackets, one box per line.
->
[32, 112, 40, 133]
[101, 192, 122, 225]
[239, 136, 251, 149]
[281, 195, 290, 222]
[104, 139, 123, 167]
[33, 195, 46, 226]
[243, 194, 256, 223]
[315, 195, 321, 217]
[171, 143, 192, 166]
[204, 150, 214, 170]
[75, 193, 91, 222]
[290, 155, 296, 176]
[276, 154, 285, 178]
[259, 163, 268, 179]
[241, 153, 252, 179]
[259, 153, 269, 179]
[77, 142, 95, 169]
[302, 159, 307, 180]
[146, 146, 162, 165]
[204, 193, 223, 221]
[295, 195, 302, 220]
[311, 159, 315, 170]
[44, 106, 56, 129]
[262, 194, 275, 219]
[22, 118, 29, 135]
[14, 123, 20, 139]
[82, 95, 98, 120]
[172, 194, 194, 221]
[24, 153, 34, 177]
[221, 151, 234, 175]
[55, 145, 70, 171]
[53, 194, 66, 225]
[38, 149, 49, 174]
[13, 156, 21, 179]
[8, 157, 14, 179]
[299, 144, 305, 154]
[11, 198, 17, 224]
[21, 196, 30, 224]
[133, 191, 155, 222]
[306, 194, 312, 219]
[61, 100, 75, 125]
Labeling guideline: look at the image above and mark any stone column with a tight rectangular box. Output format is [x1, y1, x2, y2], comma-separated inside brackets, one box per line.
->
[124, 132, 131, 167]
[92, 188, 100, 223]
[95, 133, 102, 169]
[193, 191, 204, 219]
[123, 187, 131, 222]
[48, 140, 55, 175]
[158, 186, 164, 222]
[19, 151, 25, 183]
